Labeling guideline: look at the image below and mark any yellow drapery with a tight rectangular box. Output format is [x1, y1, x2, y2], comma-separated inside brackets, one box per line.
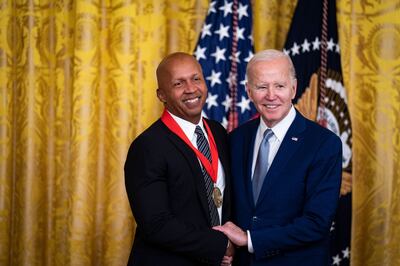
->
[0, 0, 209, 264]
[338, 2, 400, 265]
[0, 0, 399, 265]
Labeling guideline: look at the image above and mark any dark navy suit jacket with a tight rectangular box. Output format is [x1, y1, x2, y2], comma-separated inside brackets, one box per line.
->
[229, 110, 342, 266]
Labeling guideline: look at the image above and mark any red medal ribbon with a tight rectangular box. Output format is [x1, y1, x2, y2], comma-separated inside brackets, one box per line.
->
[161, 109, 219, 183]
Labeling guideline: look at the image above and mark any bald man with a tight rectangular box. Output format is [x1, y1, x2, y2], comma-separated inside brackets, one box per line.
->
[124, 52, 233, 266]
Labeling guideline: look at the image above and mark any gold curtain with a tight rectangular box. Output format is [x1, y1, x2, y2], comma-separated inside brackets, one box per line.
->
[1, 0, 399, 265]
[0, 1, 296, 265]
[337, 2, 400, 266]
[0, 0, 209, 265]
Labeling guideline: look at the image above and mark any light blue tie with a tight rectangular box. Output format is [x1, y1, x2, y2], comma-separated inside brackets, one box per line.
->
[252, 129, 274, 203]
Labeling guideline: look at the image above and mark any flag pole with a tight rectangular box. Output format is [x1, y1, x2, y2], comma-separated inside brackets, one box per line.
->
[228, 0, 239, 132]
[318, 0, 329, 127]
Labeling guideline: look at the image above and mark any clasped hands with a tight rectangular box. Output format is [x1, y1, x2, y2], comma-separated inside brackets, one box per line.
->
[213, 222, 247, 266]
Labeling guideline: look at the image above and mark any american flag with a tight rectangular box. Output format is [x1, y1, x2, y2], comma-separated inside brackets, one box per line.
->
[283, 0, 353, 265]
[194, 0, 257, 131]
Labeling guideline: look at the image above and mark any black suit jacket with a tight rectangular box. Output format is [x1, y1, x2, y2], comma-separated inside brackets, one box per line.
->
[125, 118, 231, 266]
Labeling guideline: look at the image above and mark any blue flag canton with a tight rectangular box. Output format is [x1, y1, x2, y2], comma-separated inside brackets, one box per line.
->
[194, 0, 256, 128]
[284, 35, 342, 102]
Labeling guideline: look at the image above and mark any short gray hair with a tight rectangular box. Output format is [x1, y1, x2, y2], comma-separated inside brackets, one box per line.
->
[246, 49, 296, 81]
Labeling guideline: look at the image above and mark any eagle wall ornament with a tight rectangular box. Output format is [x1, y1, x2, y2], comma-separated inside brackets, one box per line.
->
[295, 69, 352, 196]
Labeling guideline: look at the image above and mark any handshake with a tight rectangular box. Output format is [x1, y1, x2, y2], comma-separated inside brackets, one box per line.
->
[213, 221, 247, 266]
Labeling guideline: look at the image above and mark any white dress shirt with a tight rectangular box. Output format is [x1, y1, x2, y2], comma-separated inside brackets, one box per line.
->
[168, 111, 225, 224]
[247, 106, 296, 252]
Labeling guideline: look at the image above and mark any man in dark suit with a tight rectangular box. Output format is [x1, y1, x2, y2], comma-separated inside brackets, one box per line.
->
[214, 49, 342, 265]
[124, 52, 234, 266]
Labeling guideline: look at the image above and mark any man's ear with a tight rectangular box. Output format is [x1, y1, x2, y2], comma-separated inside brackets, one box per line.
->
[157, 89, 166, 103]
[245, 82, 253, 102]
[291, 79, 297, 100]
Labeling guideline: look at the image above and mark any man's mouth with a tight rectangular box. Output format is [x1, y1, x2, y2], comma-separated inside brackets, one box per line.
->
[263, 104, 279, 109]
[183, 96, 201, 104]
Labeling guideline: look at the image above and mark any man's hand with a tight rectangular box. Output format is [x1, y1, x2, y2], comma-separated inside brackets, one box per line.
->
[220, 240, 234, 266]
[214, 221, 248, 247]
[340, 171, 352, 196]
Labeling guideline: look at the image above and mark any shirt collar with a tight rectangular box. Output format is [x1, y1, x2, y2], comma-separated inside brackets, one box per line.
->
[167, 111, 205, 140]
[259, 105, 296, 142]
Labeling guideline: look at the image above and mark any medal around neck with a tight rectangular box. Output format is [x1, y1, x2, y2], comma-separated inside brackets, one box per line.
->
[213, 187, 223, 208]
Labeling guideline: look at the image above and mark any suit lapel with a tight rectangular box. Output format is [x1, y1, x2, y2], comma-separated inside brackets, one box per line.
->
[161, 122, 211, 224]
[243, 118, 260, 209]
[256, 111, 307, 205]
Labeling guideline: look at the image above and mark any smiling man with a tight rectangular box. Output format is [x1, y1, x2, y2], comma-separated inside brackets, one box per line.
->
[214, 49, 342, 266]
[124, 52, 233, 266]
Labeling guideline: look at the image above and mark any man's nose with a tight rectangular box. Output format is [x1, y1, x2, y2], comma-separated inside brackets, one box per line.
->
[264, 88, 275, 99]
[185, 80, 197, 93]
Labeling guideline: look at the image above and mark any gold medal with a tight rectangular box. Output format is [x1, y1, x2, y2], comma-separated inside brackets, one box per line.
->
[212, 187, 223, 208]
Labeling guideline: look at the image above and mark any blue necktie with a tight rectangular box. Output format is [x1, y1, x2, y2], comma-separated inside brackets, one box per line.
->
[252, 129, 274, 203]
[195, 126, 220, 226]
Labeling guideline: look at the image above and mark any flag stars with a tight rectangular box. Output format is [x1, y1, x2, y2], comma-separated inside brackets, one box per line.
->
[332, 255, 342, 265]
[211, 46, 226, 63]
[331, 246, 350, 265]
[225, 72, 235, 87]
[221, 117, 228, 129]
[237, 3, 249, 20]
[301, 38, 311, 52]
[215, 23, 230, 41]
[201, 23, 212, 39]
[206, 92, 219, 109]
[193, 0, 257, 125]
[219, 0, 233, 17]
[291, 42, 300, 55]
[194, 46, 207, 61]
[244, 51, 254, 62]
[248, 33, 254, 45]
[330, 221, 335, 232]
[208, 1, 217, 14]
[237, 96, 251, 113]
[285, 36, 339, 55]
[312, 37, 320, 50]
[342, 247, 350, 259]
[336, 43, 340, 53]
[327, 38, 335, 51]
[221, 95, 232, 112]
[229, 51, 241, 63]
[236, 27, 245, 41]
[283, 48, 290, 56]
[206, 70, 222, 87]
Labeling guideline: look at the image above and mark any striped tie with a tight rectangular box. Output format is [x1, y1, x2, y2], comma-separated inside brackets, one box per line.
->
[195, 126, 220, 226]
[252, 129, 274, 203]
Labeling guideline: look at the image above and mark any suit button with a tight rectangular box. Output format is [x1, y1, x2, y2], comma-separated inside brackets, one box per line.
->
[252, 216, 258, 221]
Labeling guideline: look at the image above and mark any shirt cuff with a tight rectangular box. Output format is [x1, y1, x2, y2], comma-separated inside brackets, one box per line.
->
[247, 230, 254, 253]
